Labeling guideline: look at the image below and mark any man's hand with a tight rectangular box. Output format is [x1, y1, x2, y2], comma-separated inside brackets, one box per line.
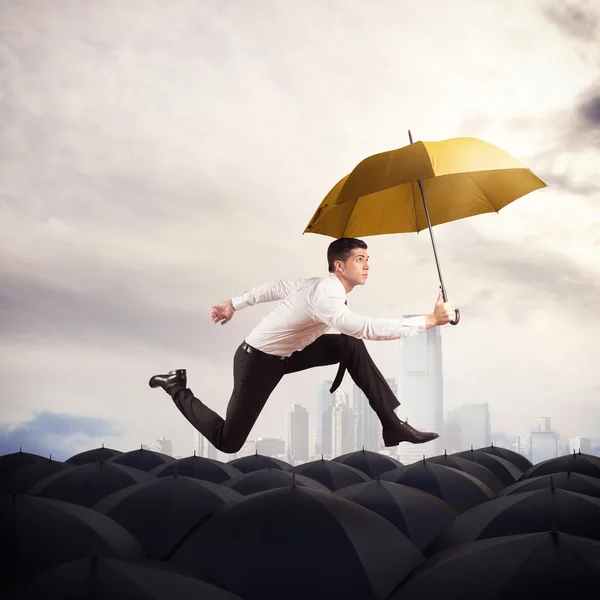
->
[425, 292, 456, 328]
[210, 300, 235, 325]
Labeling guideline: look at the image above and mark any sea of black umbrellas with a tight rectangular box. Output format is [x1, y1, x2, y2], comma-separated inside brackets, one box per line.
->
[1, 443, 600, 599]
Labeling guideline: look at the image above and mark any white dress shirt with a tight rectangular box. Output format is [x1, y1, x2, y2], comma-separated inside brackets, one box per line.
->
[230, 274, 426, 357]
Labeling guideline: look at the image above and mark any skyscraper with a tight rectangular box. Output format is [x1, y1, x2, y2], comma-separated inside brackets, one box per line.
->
[194, 431, 216, 459]
[353, 383, 378, 452]
[398, 322, 443, 457]
[332, 389, 353, 457]
[444, 403, 491, 451]
[316, 380, 334, 456]
[286, 404, 309, 465]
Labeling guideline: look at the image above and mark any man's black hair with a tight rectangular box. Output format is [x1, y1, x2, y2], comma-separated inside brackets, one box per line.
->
[327, 237, 368, 273]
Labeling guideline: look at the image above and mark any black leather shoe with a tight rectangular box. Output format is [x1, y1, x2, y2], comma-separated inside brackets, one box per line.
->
[382, 419, 439, 447]
[149, 369, 186, 393]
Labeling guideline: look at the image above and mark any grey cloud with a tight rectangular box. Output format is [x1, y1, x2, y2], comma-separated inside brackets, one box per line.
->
[0, 266, 242, 365]
[0, 411, 121, 460]
[444, 223, 600, 319]
[541, 0, 599, 42]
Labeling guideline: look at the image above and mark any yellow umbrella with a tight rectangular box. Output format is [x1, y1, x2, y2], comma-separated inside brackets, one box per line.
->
[304, 132, 547, 324]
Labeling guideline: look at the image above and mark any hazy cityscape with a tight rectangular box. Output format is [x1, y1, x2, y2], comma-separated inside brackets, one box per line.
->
[145, 326, 600, 465]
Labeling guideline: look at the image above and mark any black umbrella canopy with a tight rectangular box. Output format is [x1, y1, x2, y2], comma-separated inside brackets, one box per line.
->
[29, 460, 154, 507]
[0, 450, 51, 478]
[0, 493, 143, 590]
[499, 471, 600, 499]
[168, 485, 424, 600]
[292, 458, 371, 490]
[5, 556, 244, 600]
[389, 531, 600, 599]
[66, 445, 123, 466]
[334, 480, 456, 551]
[93, 474, 243, 560]
[0, 456, 72, 494]
[227, 453, 291, 473]
[426, 452, 504, 494]
[427, 487, 600, 555]
[222, 468, 330, 495]
[332, 449, 403, 478]
[109, 448, 175, 472]
[152, 455, 242, 483]
[521, 452, 600, 480]
[379, 460, 494, 513]
[451, 449, 523, 486]
[478, 444, 533, 472]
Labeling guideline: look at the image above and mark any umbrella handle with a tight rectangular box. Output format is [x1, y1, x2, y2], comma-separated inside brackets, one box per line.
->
[440, 286, 460, 326]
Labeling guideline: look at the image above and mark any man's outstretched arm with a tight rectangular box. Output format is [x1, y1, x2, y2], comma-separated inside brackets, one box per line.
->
[230, 278, 307, 310]
[210, 278, 308, 325]
[313, 291, 455, 340]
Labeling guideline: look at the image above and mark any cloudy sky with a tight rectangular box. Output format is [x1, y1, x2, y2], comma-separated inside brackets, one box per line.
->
[1, 0, 598, 459]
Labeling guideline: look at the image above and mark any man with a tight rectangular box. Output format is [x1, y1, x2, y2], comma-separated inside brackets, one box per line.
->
[149, 237, 456, 453]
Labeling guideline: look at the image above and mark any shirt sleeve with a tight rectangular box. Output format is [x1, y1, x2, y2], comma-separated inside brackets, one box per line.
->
[231, 278, 308, 311]
[313, 287, 426, 341]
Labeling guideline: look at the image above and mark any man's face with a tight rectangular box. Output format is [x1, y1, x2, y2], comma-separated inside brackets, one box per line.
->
[337, 248, 369, 286]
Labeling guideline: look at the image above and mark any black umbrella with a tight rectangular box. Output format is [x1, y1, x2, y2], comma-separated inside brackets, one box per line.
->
[5, 556, 244, 599]
[379, 460, 494, 513]
[168, 486, 424, 600]
[222, 468, 330, 495]
[0, 450, 50, 478]
[332, 449, 403, 478]
[292, 458, 371, 490]
[152, 455, 242, 483]
[334, 480, 456, 551]
[521, 452, 600, 480]
[389, 531, 600, 599]
[29, 460, 154, 507]
[478, 444, 533, 473]
[499, 471, 600, 499]
[227, 454, 291, 473]
[93, 474, 242, 560]
[0, 493, 142, 590]
[452, 448, 522, 486]
[0, 456, 72, 494]
[427, 486, 600, 555]
[66, 444, 123, 465]
[109, 448, 175, 472]
[426, 452, 504, 493]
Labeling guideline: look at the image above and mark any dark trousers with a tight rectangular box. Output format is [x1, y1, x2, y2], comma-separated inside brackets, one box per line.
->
[170, 334, 401, 453]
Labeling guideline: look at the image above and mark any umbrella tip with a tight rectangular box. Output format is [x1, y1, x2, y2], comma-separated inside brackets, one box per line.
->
[408, 129, 413, 143]
[550, 475, 554, 491]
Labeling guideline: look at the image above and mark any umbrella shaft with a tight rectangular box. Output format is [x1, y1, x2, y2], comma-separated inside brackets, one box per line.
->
[417, 179, 448, 302]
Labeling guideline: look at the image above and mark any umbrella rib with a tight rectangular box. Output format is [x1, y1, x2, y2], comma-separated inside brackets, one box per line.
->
[466, 172, 499, 213]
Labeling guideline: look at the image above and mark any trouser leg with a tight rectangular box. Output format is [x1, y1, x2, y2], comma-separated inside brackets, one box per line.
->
[170, 344, 285, 454]
[284, 334, 400, 428]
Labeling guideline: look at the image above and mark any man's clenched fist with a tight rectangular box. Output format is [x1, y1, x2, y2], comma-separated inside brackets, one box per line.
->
[432, 292, 456, 326]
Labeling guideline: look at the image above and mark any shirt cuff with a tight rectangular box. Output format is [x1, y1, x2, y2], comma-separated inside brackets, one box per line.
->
[230, 294, 249, 311]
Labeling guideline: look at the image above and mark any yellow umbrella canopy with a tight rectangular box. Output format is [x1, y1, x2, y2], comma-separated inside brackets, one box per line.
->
[305, 136, 546, 237]
[304, 134, 547, 325]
